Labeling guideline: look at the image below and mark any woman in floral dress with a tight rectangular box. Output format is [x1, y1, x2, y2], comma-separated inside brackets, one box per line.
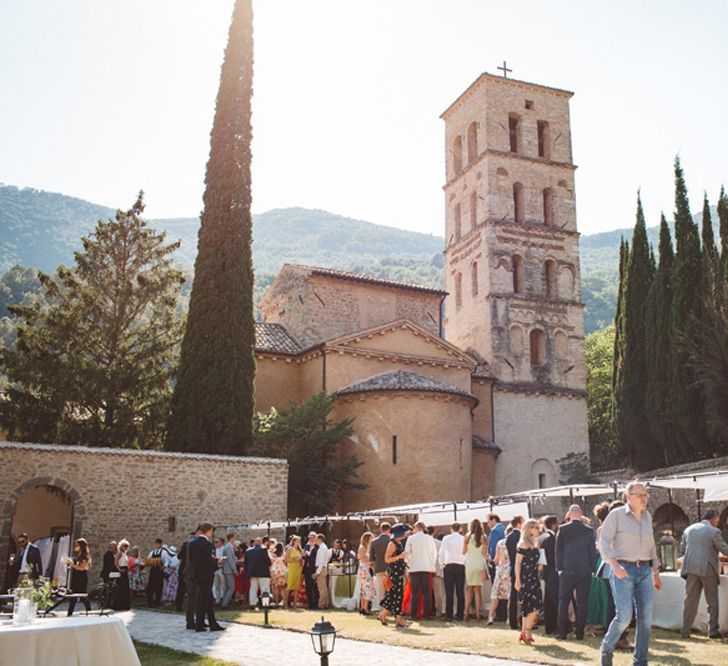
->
[357, 532, 375, 615]
[377, 524, 409, 628]
[270, 542, 288, 606]
[128, 545, 146, 598]
[161, 546, 179, 605]
[514, 520, 543, 645]
[487, 531, 511, 624]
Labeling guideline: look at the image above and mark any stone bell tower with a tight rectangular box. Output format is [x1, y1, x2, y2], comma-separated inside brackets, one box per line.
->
[441, 70, 589, 494]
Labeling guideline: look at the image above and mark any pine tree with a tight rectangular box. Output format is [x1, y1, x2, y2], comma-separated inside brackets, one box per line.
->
[165, 0, 256, 455]
[611, 237, 628, 454]
[645, 215, 674, 461]
[669, 157, 708, 459]
[617, 194, 656, 469]
[0, 194, 184, 448]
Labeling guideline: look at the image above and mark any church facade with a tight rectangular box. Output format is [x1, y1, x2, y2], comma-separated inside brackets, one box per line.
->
[254, 73, 589, 513]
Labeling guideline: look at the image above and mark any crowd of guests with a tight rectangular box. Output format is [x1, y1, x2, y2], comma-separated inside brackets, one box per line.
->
[6, 480, 728, 664]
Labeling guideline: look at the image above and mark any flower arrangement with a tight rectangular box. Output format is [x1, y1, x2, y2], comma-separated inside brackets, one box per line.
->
[16, 575, 54, 609]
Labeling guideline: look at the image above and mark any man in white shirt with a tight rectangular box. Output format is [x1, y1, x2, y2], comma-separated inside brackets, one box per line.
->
[439, 522, 466, 620]
[405, 521, 438, 620]
[314, 534, 331, 609]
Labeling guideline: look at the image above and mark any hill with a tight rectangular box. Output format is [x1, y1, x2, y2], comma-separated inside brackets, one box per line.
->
[2, 184, 716, 334]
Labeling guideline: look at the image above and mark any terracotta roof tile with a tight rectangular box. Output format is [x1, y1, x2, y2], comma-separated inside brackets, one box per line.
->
[292, 264, 447, 296]
[336, 369, 476, 401]
[255, 323, 302, 355]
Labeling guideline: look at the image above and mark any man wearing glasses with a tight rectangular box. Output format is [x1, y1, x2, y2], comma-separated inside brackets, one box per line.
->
[599, 481, 661, 666]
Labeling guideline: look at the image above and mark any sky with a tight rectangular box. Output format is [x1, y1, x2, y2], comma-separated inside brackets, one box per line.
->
[1, 1, 727, 237]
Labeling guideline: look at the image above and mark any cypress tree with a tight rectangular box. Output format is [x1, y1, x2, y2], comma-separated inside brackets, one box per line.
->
[718, 186, 728, 283]
[645, 215, 674, 462]
[166, 0, 256, 455]
[611, 237, 628, 455]
[701, 193, 718, 287]
[669, 157, 708, 459]
[618, 194, 656, 469]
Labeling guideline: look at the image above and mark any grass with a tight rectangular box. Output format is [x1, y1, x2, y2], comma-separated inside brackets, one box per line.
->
[213, 606, 725, 666]
[134, 640, 236, 666]
[134, 601, 726, 666]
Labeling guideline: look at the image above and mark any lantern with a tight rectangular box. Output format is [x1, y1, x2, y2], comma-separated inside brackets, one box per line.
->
[260, 590, 271, 627]
[310, 616, 337, 666]
[658, 531, 678, 571]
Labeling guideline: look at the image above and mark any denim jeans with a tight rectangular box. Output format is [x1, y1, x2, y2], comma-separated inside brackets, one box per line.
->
[600, 561, 654, 666]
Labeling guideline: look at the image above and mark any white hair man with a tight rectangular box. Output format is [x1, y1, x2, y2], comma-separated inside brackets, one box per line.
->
[599, 481, 661, 666]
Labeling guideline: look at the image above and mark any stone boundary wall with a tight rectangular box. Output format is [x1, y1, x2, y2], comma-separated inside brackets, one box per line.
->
[0, 442, 288, 586]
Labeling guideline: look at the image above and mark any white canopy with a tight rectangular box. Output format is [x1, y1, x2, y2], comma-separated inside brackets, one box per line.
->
[497, 483, 617, 500]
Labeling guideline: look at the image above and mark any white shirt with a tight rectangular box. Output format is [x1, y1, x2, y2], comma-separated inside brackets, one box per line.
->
[439, 532, 466, 566]
[18, 544, 32, 573]
[315, 543, 330, 574]
[405, 531, 438, 573]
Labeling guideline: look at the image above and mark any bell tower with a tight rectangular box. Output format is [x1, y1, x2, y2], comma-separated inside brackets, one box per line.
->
[441, 71, 589, 494]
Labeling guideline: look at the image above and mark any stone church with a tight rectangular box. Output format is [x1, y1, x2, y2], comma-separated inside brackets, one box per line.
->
[254, 72, 589, 513]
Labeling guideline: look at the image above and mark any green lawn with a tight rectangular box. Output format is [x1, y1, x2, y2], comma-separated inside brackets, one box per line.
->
[134, 640, 236, 666]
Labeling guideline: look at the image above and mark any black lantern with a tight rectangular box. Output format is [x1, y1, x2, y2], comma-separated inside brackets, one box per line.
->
[658, 531, 678, 571]
[260, 590, 271, 627]
[310, 616, 336, 666]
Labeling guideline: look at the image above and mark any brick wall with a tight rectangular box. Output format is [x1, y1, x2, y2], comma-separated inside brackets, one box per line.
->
[0, 442, 288, 587]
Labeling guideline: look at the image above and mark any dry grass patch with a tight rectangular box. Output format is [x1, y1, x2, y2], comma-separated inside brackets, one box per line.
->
[213, 606, 725, 666]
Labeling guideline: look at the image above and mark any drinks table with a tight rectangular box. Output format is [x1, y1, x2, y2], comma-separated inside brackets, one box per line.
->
[0, 614, 140, 666]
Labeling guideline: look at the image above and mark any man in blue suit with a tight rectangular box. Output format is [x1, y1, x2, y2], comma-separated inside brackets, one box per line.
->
[556, 504, 597, 640]
[187, 523, 225, 632]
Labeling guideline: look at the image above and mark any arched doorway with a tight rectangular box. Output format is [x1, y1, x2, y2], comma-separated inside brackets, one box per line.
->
[652, 502, 690, 540]
[1, 477, 86, 591]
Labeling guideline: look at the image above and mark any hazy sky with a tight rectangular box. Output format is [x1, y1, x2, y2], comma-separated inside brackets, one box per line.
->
[1, 1, 727, 237]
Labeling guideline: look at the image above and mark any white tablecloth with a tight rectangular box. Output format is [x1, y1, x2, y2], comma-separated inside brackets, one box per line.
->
[652, 572, 728, 634]
[0, 614, 140, 666]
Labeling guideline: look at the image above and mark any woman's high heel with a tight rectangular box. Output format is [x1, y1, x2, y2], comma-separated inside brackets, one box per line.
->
[518, 631, 529, 645]
[377, 612, 387, 626]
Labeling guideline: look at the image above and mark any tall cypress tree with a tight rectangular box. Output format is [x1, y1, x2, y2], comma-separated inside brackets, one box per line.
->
[618, 194, 656, 469]
[701, 193, 718, 287]
[611, 237, 628, 455]
[166, 0, 255, 455]
[669, 157, 708, 459]
[717, 186, 728, 283]
[645, 215, 674, 462]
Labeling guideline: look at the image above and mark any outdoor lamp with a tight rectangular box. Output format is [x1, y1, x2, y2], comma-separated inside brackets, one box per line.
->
[658, 531, 678, 571]
[260, 590, 271, 627]
[310, 616, 336, 666]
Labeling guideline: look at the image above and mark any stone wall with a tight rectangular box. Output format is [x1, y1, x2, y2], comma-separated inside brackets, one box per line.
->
[0, 442, 288, 587]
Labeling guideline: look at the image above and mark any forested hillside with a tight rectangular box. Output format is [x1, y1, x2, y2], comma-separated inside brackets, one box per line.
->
[4, 184, 714, 334]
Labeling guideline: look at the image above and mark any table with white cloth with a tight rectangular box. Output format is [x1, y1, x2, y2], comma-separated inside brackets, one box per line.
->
[0, 614, 140, 666]
[329, 573, 359, 610]
[652, 572, 728, 634]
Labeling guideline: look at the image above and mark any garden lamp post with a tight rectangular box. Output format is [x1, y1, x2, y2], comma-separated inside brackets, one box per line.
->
[260, 590, 272, 627]
[310, 616, 336, 666]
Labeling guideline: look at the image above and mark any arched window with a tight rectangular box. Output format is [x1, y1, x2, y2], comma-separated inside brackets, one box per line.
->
[453, 135, 463, 175]
[513, 182, 525, 224]
[554, 330, 568, 359]
[455, 272, 463, 308]
[470, 190, 477, 230]
[544, 259, 557, 299]
[543, 187, 554, 226]
[512, 253, 525, 294]
[537, 120, 551, 159]
[508, 113, 521, 153]
[467, 121, 478, 164]
[530, 329, 546, 366]
[471, 262, 479, 296]
[454, 203, 462, 241]
[510, 324, 525, 355]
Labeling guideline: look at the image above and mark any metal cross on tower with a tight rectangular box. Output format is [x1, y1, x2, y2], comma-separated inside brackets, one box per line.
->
[497, 60, 512, 78]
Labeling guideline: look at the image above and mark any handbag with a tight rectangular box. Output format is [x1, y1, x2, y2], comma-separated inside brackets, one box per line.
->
[383, 574, 394, 591]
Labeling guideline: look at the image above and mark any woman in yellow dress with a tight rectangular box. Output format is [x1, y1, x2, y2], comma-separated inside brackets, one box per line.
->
[284, 535, 303, 609]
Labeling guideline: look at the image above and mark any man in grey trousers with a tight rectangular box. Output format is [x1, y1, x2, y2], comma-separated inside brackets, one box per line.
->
[680, 509, 728, 638]
[221, 533, 238, 608]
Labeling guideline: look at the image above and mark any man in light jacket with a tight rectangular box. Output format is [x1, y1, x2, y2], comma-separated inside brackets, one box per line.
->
[404, 521, 438, 620]
[680, 509, 728, 638]
[220, 533, 238, 608]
